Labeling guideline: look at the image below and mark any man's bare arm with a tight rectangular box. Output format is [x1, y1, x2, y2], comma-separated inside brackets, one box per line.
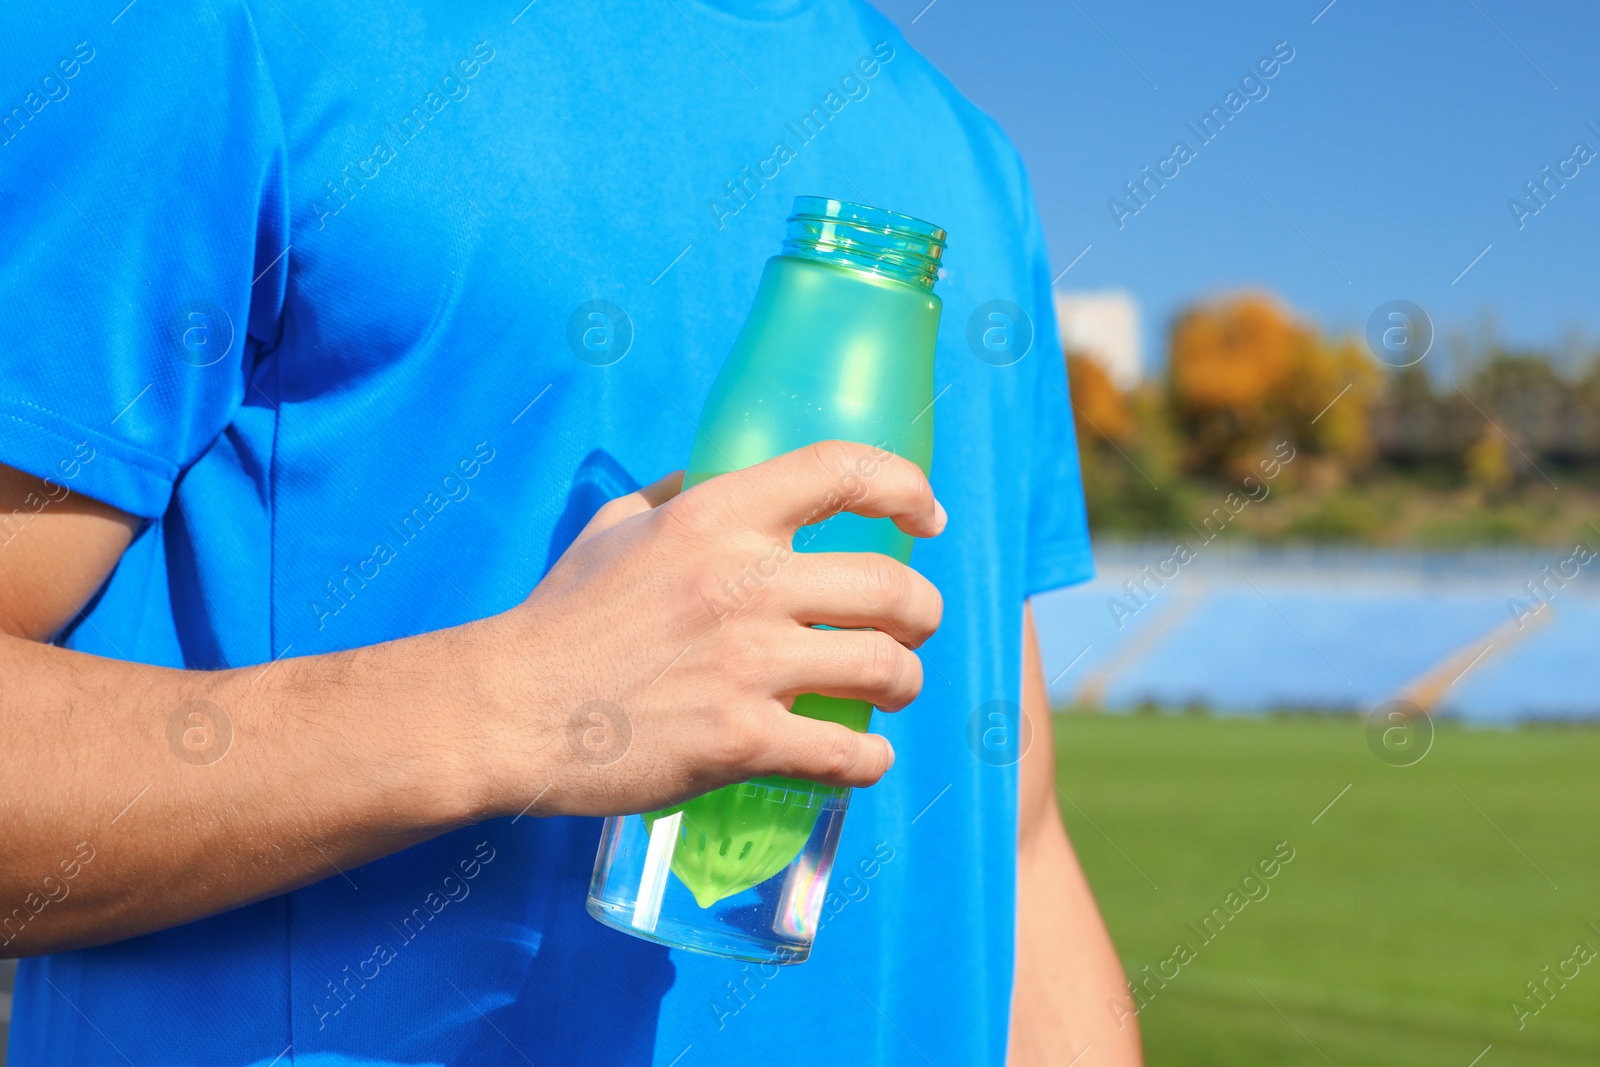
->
[0, 441, 946, 957]
[0, 463, 141, 640]
[1009, 605, 1142, 1066]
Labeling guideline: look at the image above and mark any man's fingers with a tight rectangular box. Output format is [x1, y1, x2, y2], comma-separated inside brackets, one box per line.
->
[687, 441, 944, 540]
[752, 712, 896, 788]
[637, 470, 685, 508]
[780, 553, 943, 648]
[574, 470, 685, 542]
[775, 628, 924, 711]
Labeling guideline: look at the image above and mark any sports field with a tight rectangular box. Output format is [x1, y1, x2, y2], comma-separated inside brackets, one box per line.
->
[1055, 711, 1600, 1065]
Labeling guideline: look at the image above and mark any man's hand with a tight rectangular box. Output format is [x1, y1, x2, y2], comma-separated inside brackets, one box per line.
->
[477, 440, 946, 818]
[0, 441, 943, 956]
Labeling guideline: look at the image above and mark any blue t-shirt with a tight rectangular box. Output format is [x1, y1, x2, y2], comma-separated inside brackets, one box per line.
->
[1, 1, 1092, 1063]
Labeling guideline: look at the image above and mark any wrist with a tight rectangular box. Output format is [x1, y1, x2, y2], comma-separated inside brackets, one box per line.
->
[439, 608, 567, 823]
[246, 625, 516, 835]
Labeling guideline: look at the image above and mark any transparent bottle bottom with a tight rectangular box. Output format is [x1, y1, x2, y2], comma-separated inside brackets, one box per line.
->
[587, 780, 850, 964]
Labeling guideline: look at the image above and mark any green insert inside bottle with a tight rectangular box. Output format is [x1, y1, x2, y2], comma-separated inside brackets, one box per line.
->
[643, 697, 861, 908]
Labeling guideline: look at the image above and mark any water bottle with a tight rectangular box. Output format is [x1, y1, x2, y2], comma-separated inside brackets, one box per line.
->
[587, 196, 945, 963]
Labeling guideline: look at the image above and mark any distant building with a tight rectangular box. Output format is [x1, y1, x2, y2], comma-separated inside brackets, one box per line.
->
[1054, 290, 1142, 391]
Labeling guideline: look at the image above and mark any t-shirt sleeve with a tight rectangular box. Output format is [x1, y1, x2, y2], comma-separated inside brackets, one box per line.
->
[1018, 171, 1095, 597]
[0, 3, 288, 519]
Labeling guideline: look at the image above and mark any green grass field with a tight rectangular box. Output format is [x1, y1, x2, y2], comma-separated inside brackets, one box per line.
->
[1054, 711, 1600, 1065]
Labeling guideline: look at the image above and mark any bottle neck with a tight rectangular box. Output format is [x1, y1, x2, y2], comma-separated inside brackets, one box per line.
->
[781, 197, 946, 292]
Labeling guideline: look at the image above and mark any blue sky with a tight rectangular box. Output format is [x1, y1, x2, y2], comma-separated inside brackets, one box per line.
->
[872, 0, 1599, 372]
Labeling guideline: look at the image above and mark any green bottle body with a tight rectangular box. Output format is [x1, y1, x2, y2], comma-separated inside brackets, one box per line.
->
[645, 253, 940, 907]
[691, 253, 938, 737]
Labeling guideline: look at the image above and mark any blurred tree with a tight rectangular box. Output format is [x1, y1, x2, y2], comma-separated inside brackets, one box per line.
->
[1464, 427, 1512, 492]
[1066, 353, 1134, 442]
[1369, 365, 1474, 472]
[1288, 335, 1378, 469]
[1168, 294, 1376, 480]
[1066, 353, 1192, 535]
[1170, 294, 1295, 410]
[1466, 350, 1569, 464]
[1073, 290, 1599, 547]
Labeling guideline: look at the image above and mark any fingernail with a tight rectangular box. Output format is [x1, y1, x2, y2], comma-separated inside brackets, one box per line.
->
[933, 499, 948, 532]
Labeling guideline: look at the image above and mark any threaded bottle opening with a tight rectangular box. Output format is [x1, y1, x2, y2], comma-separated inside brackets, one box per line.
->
[781, 196, 946, 292]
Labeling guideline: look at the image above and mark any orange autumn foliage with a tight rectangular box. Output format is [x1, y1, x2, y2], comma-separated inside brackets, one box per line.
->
[1171, 294, 1300, 411]
[1067, 353, 1134, 443]
[1166, 293, 1376, 478]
